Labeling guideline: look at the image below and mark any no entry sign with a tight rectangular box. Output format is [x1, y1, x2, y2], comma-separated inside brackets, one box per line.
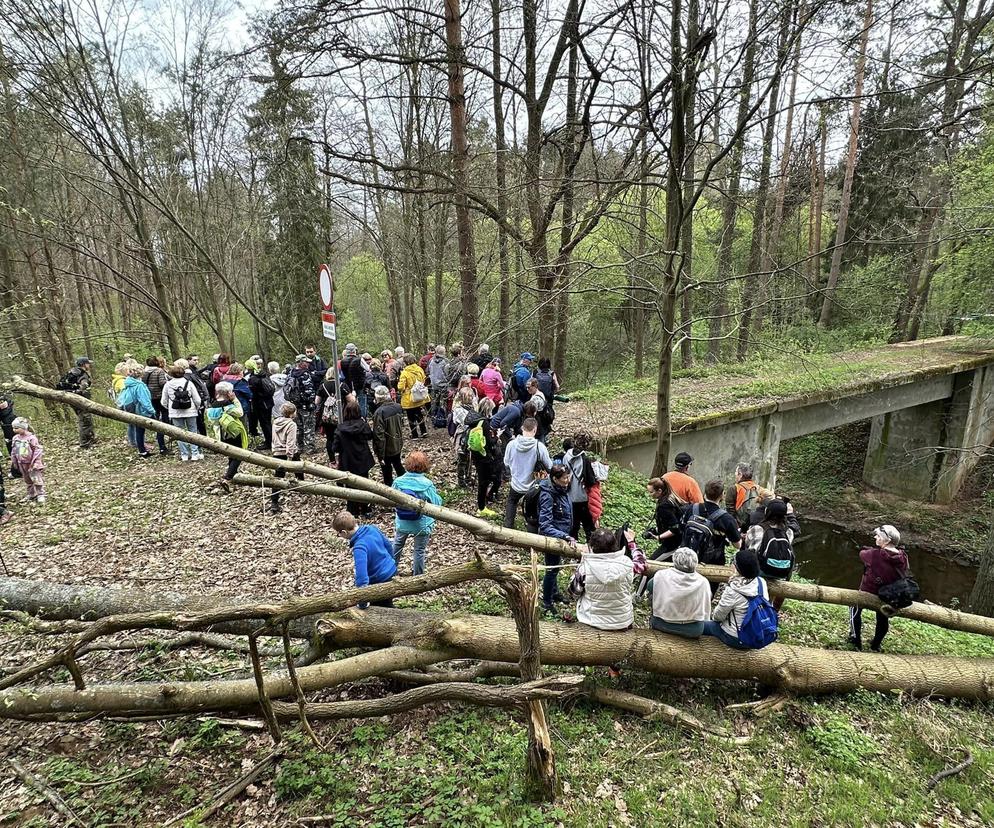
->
[318, 264, 334, 310]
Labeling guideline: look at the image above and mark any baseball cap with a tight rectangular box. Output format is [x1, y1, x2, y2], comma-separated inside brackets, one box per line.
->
[520, 352, 536, 361]
[294, 353, 312, 363]
[765, 499, 788, 520]
[674, 452, 693, 468]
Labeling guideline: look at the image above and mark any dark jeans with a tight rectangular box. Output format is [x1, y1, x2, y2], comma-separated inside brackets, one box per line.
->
[271, 452, 303, 508]
[542, 552, 561, 608]
[650, 617, 705, 639]
[570, 501, 596, 542]
[381, 453, 404, 486]
[849, 606, 889, 648]
[476, 465, 501, 510]
[223, 435, 242, 480]
[346, 471, 372, 516]
[253, 404, 273, 448]
[503, 488, 527, 529]
[702, 620, 751, 650]
[323, 422, 337, 462]
[406, 407, 427, 437]
[152, 403, 169, 452]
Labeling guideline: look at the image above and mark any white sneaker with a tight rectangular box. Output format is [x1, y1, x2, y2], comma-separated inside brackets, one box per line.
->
[191, 454, 204, 462]
[180, 456, 190, 463]
[36, 496, 46, 504]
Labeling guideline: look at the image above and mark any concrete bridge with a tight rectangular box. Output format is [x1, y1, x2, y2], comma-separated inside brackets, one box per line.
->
[604, 339, 994, 504]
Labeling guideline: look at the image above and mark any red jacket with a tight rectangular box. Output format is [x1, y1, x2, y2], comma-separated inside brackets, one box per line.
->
[858, 546, 909, 595]
[587, 481, 603, 524]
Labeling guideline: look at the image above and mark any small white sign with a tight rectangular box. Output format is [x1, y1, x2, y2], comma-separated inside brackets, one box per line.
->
[323, 320, 337, 341]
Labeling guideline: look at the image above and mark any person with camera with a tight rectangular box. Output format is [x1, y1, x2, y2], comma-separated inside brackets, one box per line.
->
[848, 525, 910, 652]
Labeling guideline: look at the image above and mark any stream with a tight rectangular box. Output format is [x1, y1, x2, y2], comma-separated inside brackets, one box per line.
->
[795, 518, 977, 608]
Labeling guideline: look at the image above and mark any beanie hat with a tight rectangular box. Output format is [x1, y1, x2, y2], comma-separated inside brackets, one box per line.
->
[734, 549, 760, 579]
[765, 499, 788, 521]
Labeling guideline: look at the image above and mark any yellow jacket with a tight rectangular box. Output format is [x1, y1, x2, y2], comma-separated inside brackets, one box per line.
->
[112, 373, 127, 395]
[397, 363, 430, 409]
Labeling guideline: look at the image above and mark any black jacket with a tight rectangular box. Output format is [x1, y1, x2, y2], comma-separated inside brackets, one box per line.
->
[247, 372, 275, 410]
[309, 355, 329, 390]
[372, 401, 405, 459]
[184, 370, 209, 411]
[652, 498, 684, 553]
[332, 418, 375, 475]
[342, 356, 367, 398]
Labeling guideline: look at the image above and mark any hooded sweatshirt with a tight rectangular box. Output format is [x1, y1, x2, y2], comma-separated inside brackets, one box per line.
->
[503, 435, 552, 493]
[712, 576, 766, 639]
[270, 373, 288, 415]
[271, 416, 298, 456]
[351, 525, 398, 589]
[392, 471, 443, 535]
[858, 546, 910, 595]
[118, 376, 155, 418]
[651, 568, 712, 624]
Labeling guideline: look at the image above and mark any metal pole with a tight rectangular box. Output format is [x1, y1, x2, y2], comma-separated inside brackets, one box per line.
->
[330, 336, 343, 419]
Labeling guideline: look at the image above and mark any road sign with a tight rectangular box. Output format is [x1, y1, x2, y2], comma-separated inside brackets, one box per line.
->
[322, 310, 337, 341]
[318, 264, 333, 310]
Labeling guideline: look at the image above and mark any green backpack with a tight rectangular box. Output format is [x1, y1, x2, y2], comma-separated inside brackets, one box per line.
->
[467, 421, 486, 455]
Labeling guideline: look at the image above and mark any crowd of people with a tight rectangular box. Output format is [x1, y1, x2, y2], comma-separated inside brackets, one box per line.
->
[0, 343, 917, 654]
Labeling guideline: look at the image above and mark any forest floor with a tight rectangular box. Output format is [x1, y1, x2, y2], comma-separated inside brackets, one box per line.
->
[2, 403, 994, 825]
[557, 334, 994, 442]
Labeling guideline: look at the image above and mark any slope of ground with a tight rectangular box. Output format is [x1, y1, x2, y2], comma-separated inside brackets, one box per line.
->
[1, 416, 993, 826]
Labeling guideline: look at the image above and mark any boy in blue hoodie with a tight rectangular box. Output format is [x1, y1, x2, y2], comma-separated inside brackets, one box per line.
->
[333, 511, 398, 608]
[391, 450, 443, 575]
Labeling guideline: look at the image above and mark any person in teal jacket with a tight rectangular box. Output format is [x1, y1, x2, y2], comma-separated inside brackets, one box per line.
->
[116, 367, 155, 457]
[391, 450, 443, 576]
[333, 511, 398, 607]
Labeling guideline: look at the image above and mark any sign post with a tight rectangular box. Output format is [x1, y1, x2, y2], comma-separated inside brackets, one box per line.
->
[318, 264, 343, 423]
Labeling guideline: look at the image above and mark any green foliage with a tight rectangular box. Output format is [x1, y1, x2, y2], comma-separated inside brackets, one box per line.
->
[600, 466, 655, 532]
[805, 713, 879, 771]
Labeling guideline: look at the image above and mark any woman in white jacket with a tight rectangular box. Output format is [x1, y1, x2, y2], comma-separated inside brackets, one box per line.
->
[703, 549, 767, 650]
[649, 547, 712, 638]
[161, 365, 203, 461]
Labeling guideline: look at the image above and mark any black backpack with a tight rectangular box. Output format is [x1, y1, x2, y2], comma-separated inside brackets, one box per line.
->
[756, 526, 794, 579]
[55, 369, 82, 393]
[878, 575, 921, 609]
[522, 482, 543, 528]
[681, 504, 728, 565]
[172, 380, 193, 411]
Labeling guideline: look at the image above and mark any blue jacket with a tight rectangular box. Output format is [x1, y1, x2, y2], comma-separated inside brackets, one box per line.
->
[117, 377, 155, 418]
[491, 400, 524, 433]
[512, 363, 532, 396]
[230, 378, 253, 412]
[392, 472, 443, 535]
[351, 525, 398, 589]
[538, 479, 573, 541]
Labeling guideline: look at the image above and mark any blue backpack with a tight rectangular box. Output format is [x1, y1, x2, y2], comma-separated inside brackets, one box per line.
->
[396, 487, 427, 521]
[737, 579, 778, 649]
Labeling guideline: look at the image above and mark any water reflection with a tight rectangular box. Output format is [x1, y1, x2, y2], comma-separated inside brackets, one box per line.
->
[794, 518, 977, 608]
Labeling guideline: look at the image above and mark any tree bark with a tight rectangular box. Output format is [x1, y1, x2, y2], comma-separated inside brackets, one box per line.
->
[444, 0, 479, 346]
[491, 0, 512, 359]
[818, 0, 873, 328]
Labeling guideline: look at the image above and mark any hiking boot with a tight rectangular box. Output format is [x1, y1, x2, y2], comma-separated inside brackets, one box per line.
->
[869, 640, 883, 653]
[266, 503, 282, 515]
[0, 510, 12, 525]
[138, 451, 151, 458]
[218, 479, 232, 494]
[847, 635, 862, 651]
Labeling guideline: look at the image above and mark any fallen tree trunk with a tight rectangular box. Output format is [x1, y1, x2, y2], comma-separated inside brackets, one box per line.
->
[0, 645, 455, 717]
[9, 378, 994, 639]
[314, 607, 994, 700]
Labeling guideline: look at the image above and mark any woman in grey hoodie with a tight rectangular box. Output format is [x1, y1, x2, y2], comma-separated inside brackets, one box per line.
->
[702, 549, 767, 649]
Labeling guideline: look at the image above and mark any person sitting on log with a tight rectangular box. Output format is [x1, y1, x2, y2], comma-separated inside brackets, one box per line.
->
[648, 547, 712, 639]
[568, 527, 647, 631]
[848, 525, 910, 652]
[703, 549, 772, 650]
[332, 511, 398, 609]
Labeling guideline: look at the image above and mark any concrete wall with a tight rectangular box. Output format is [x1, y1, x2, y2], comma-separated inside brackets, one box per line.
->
[608, 412, 782, 488]
[607, 366, 994, 503]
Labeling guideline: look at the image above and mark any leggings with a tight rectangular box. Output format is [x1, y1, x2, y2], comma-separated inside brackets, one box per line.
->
[406, 407, 427, 437]
[570, 501, 596, 542]
[849, 606, 889, 648]
[476, 464, 501, 510]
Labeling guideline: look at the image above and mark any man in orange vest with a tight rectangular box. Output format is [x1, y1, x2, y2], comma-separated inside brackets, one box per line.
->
[663, 452, 703, 504]
[725, 463, 773, 525]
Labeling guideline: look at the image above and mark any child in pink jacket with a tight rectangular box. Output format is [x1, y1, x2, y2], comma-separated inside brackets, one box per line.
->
[10, 417, 45, 504]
